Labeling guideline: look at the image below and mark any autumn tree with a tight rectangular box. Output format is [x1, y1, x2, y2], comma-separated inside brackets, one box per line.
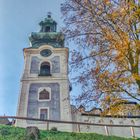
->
[61, 0, 140, 111]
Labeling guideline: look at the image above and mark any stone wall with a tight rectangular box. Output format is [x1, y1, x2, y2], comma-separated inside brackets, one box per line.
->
[72, 111, 140, 138]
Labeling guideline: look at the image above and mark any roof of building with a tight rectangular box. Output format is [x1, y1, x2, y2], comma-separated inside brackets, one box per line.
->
[0, 118, 10, 125]
[71, 105, 102, 115]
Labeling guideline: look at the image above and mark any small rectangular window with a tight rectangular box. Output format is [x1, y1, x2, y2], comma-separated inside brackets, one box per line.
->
[40, 109, 48, 120]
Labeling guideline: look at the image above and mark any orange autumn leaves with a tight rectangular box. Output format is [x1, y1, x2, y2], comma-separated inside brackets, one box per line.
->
[61, 0, 140, 112]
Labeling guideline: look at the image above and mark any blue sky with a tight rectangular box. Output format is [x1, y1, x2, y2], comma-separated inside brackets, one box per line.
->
[0, 0, 65, 116]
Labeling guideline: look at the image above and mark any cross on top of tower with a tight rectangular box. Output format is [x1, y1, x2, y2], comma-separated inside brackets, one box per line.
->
[47, 12, 52, 18]
[39, 12, 57, 33]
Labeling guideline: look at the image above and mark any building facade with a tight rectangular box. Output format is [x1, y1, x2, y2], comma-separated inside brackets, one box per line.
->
[16, 14, 72, 131]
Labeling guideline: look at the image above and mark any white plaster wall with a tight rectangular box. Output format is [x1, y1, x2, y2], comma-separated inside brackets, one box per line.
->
[72, 112, 140, 138]
[16, 81, 30, 127]
[60, 81, 72, 122]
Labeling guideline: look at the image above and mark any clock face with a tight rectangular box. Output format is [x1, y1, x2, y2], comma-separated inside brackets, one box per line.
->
[40, 49, 52, 57]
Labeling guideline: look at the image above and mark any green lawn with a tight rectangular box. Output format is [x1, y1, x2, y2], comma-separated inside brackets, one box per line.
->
[0, 125, 138, 140]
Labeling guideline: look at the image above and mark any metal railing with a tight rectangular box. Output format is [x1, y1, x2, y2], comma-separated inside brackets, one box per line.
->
[0, 116, 139, 137]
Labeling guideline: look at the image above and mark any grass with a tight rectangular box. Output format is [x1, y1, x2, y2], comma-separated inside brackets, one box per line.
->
[0, 125, 139, 140]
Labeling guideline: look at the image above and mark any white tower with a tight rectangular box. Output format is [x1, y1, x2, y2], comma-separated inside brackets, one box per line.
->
[16, 14, 72, 131]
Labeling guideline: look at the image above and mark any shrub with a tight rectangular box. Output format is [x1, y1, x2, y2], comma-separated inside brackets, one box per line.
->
[0, 128, 10, 136]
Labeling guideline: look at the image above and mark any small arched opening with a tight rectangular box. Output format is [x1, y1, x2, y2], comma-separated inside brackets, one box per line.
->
[45, 26, 51, 32]
[39, 62, 51, 76]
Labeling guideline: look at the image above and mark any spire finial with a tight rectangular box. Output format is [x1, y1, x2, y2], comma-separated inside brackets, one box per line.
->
[47, 12, 52, 18]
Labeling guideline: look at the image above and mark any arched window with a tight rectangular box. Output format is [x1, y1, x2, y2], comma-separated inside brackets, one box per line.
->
[39, 62, 51, 76]
[39, 89, 50, 100]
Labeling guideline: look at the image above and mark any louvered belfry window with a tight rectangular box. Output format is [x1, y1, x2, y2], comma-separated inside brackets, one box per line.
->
[40, 62, 51, 76]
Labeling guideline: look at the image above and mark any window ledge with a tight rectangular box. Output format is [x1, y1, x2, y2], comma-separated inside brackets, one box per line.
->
[38, 99, 51, 101]
[38, 74, 52, 76]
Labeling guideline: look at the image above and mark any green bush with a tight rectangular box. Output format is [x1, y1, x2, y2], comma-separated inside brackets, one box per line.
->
[0, 128, 10, 136]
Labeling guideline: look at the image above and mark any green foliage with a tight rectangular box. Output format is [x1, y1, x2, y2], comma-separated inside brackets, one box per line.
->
[0, 125, 25, 140]
[0, 127, 11, 136]
[0, 125, 137, 140]
[26, 133, 36, 140]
